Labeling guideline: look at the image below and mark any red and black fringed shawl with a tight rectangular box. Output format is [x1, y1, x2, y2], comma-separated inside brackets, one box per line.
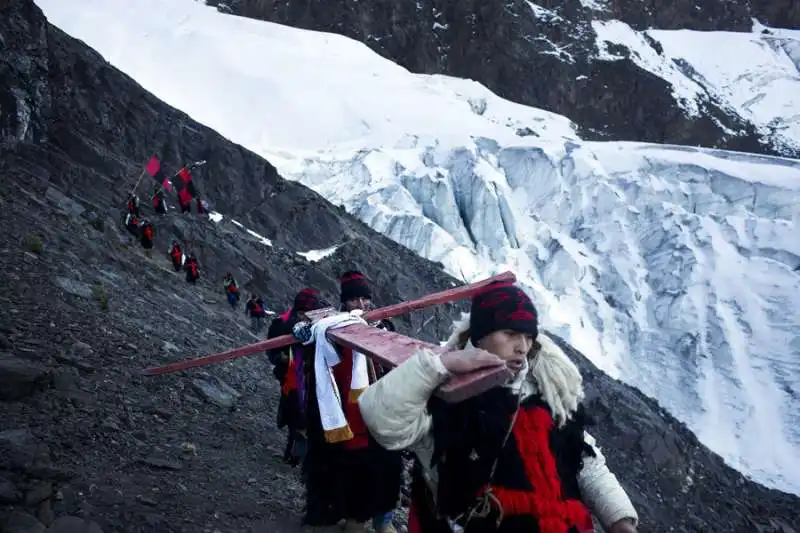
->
[416, 387, 595, 533]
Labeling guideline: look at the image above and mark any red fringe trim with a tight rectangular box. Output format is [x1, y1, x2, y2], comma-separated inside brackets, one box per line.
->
[333, 347, 370, 449]
[487, 406, 592, 533]
[282, 359, 297, 395]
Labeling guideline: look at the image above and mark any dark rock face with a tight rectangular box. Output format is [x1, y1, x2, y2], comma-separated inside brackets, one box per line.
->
[221, 0, 799, 157]
[0, 354, 51, 401]
[1, 1, 799, 532]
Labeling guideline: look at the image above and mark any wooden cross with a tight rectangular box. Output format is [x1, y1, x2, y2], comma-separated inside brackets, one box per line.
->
[142, 272, 515, 402]
[304, 307, 510, 402]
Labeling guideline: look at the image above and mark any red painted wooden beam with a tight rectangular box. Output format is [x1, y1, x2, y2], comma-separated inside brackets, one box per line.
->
[141, 271, 515, 376]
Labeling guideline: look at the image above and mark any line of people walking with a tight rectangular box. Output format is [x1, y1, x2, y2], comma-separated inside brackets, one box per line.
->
[124, 191, 273, 334]
[124, 171, 640, 533]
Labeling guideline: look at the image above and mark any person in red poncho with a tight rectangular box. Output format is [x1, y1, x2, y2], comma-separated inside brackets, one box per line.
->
[139, 219, 155, 256]
[245, 293, 266, 332]
[184, 254, 200, 284]
[168, 241, 183, 272]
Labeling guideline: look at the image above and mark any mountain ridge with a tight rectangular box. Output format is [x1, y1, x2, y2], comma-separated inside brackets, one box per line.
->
[220, 0, 800, 157]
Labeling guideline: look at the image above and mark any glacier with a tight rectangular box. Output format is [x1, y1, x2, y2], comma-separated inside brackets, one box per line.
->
[36, 0, 800, 495]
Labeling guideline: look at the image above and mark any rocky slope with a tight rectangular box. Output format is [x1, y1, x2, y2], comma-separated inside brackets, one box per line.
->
[1, 1, 799, 532]
[219, 0, 799, 157]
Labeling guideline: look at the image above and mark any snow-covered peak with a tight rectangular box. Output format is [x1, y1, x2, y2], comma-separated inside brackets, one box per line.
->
[36, 0, 800, 495]
[592, 19, 800, 154]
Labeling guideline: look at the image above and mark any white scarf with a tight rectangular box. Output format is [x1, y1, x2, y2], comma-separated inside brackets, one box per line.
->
[304, 311, 370, 443]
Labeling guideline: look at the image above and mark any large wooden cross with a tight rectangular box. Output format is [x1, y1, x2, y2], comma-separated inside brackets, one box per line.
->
[141, 272, 515, 402]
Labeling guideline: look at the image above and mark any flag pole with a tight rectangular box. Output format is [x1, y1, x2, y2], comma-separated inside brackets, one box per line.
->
[129, 168, 147, 196]
[130, 153, 155, 195]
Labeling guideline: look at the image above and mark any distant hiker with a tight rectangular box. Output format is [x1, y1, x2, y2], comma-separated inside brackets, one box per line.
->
[185, 254, 200, 284]
[266, 288, 325, 469]
[152, 186, 166, 215]
[169, 241, 184, 272]
[175, 165, 198, 214]
[245, 294, 266, 332]
[196, 198, 208, 215]
[359, 281, 640, 533]
[223, 272, 240, 308]
[124, 213, 141, 237]
[126, 193, 140, 217]
[139, 219, 155, 255]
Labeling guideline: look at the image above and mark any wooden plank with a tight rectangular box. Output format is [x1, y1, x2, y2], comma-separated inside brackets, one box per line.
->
[140, 334, 296, 376]
[141, 271, 516, 376]
[328, 324, 510, 403]
[365, 271, 515, 322]
[304, 307, 342, 323]
[140, 307, 341, 376]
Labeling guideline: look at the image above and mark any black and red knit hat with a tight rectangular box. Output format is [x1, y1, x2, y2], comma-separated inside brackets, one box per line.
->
[293, 288, 324, 312]
[469, 281, 538, 344]
[340, 270, 372, 303]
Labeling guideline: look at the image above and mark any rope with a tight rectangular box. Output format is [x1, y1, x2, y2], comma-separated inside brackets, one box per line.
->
[459, 392, 523, 529]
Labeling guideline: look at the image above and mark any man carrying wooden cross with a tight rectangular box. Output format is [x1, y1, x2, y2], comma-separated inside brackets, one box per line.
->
[279, 273, 402, 532]
[357, 280, 640, 533]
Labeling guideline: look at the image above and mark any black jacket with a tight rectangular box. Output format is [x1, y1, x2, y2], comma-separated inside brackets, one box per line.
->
[266, 314, 298, 383]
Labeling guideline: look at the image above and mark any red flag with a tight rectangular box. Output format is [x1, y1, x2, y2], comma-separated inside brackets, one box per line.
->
[175, 167, 197, 209]
[145, 155, 160, 176]
[145, 155, 173, 192]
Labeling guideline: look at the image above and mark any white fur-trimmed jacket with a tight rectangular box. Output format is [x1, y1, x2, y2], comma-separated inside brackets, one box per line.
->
[358, 315, 638, 530]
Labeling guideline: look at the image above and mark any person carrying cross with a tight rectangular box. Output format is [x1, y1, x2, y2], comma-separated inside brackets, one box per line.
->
[358, 280, 639, 533]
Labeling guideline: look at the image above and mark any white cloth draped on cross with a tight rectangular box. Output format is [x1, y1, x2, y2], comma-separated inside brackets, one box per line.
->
[302, 310, 370, 443]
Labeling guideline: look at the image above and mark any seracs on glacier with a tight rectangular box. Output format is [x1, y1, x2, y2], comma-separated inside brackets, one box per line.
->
[36, 0, 800, 495]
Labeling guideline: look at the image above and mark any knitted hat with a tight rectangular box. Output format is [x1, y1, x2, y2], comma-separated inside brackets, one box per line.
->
[340, 270, 372, 303]
[293, 288, 324, 312]
[469, 281, 538, 344]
